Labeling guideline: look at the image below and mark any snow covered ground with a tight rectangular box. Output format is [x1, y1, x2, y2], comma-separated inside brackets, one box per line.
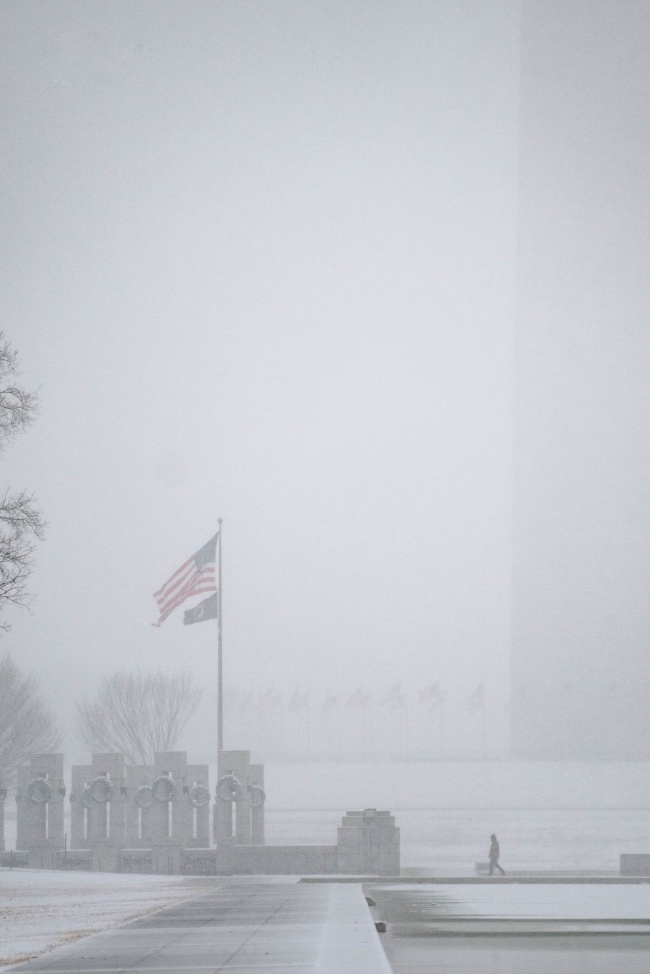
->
[0, 869, 207, 969]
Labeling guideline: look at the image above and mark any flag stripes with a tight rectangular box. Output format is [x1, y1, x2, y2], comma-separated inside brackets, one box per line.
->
[152, 533, 218, 626]
[155, 566, 215, 625]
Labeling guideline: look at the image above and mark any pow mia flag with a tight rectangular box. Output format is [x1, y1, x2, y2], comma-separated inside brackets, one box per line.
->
[183, 592, 219, 625]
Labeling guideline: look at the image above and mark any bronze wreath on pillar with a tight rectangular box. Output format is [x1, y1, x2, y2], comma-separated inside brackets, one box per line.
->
[90, 776, 114, 803]
[188, 784, 210, 807]
[27, 777, 51, 804]
[216, 773, 242, 802]
[152, 775, 176, 802]
[134, 784, 154, 808]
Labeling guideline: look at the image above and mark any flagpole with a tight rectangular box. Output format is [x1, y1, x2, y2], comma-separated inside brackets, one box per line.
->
[480, 678, 486, 759]
[217, 518, 223, 755]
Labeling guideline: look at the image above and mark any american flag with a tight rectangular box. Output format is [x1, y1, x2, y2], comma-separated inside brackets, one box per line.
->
[152, 533, 218, 627]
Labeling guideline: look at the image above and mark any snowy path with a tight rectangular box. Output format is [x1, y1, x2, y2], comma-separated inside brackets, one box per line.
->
[0, 869, 208, 968]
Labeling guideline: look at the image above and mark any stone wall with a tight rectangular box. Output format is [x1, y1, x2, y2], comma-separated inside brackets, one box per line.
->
[226, 844, 338, 875]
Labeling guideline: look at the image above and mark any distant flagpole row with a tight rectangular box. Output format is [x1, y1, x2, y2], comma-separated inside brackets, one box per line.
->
[228, 683, 487, 714]
[222, 681, 499, 760]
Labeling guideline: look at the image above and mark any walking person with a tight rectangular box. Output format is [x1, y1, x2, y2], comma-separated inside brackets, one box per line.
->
[488, 833, 506, 876]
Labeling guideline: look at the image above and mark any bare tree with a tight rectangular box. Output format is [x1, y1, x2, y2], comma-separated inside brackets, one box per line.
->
[0, 335, 45, 630]
[77, 670, 203, 764]
[0, 653, 63, 788]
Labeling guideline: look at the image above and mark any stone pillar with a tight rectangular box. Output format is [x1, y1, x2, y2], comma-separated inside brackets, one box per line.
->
[70, 765, 91, 848]
[216, 750, 253, 846]
[185, 763, 210, 848]
[231, 752, 252, 844]
[155, 752, 188, 844]
[83, 754, 126, 871]
[16, 753, 65, 868]
[214, 788, 233, 845]
[125, 763, 154, 849]
[148, 779, 170, 845]
[337, 809, 400, 876]
[16, 787, 26, 851]
[88, 787, 108, 844]
[149, 752, 192, 874]
[250, 764, 265, 845]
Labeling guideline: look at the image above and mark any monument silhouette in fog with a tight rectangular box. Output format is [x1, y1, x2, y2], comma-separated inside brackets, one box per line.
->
[512, 2, 650, 757]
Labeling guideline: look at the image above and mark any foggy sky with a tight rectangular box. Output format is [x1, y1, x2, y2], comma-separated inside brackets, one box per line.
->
[0, 1, 519, 760]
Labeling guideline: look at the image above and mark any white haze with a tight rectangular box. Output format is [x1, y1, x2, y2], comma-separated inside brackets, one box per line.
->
[1, 1, 519, 762]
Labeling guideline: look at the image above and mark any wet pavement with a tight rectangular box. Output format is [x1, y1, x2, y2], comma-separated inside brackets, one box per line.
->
[365, 881, 650, 973]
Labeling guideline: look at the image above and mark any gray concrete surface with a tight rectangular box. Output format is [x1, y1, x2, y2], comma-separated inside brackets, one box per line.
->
[379, 934, 650, 973]
[366, 882, 650, 973]
[11, 878, 392, 974]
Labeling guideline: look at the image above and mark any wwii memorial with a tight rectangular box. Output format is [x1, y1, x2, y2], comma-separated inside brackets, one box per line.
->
[6, 748, 399, 877]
